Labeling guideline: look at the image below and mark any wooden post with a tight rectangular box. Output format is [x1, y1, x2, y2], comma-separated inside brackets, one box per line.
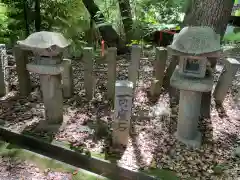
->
[83, 47, 95, 100]
[213, 58, 240, 103]
[150, 47, 167, 96]
[62, 59, 73, 98]
[128, 45, 141, 89]
[112, 80, 134, 147]
[0, 44, 6, 96]
[13, 46, 31, 96]
[106, 47, 117, 101]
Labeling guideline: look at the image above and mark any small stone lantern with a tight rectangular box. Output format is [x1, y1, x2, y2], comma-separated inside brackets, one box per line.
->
[17, 31, 71, 126]
[168, 26, 221, 148]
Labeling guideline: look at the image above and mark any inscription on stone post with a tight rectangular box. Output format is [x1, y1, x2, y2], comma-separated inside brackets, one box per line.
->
[112, 80, 133, 147]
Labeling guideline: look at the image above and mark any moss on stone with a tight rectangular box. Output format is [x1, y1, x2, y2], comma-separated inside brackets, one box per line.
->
[143, 168, 179, 180]
[0, 140, 108, 180]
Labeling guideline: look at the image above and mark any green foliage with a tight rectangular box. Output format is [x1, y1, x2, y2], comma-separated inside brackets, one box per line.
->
[0, 1, 27, 45]
[1, 0, 90, 56]
[223, 32, 240, 42]
[40, 0, 90, 57]
[0, 0, 184, 54]
[95, 0, 183, 41]
[143, 168, 179, 180]
[130, 0, 183, 40]
[0, 3, 9, 43]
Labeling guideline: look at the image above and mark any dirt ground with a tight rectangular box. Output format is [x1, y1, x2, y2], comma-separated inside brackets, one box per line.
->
[0, 47, 239, 179]
[0, 157, 71, 180]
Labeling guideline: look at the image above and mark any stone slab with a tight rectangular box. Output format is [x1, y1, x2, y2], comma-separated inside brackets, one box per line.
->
[13, 46, 31, 96]
[170, 66, 214, 92]
[62, 59, 73, 98]
[27, 62, 64, 75]
[213, 58, 240, 103]
[223, 57, 240, 67]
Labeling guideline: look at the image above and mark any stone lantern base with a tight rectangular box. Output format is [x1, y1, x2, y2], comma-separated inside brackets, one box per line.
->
[170, 66, 214, 148]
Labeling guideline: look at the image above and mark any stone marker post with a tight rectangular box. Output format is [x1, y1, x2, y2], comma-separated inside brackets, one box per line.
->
[128, 45, 141, 89]
[213, 58, 240, 103]
[154, 47, 168, 82]
[83, 47, 95, 100]
[62, 59, 73, 98]
[17, 31, 71, 126]
[163, 55, 178, 88]
[0, 44, 6, 97]
[13, 45, 31, 96]
[106, 47, 117, 101]
[150, 47, 167, 96]
[112, 80, 134, 147]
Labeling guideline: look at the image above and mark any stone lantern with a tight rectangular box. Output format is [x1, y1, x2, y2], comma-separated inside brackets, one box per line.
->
[168, 26, 221, 148]
[17, 31, 71, 126]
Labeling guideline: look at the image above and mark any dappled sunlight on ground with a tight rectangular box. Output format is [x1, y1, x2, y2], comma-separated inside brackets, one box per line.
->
[0, 48, 239, 179]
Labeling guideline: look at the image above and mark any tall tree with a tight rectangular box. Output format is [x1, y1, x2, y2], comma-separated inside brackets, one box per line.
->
[183, 0, 234, 37]
[183, 0, 234, 118]
[118, 0, 133, 43]
[23, 0, 30, 36]
[34, 0, 41, 32]
[82, 0, 128, 54]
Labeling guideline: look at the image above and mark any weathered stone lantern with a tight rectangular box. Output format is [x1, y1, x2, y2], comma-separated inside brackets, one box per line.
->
[168, 26, 221, 148]
[17, 31, 71, 127]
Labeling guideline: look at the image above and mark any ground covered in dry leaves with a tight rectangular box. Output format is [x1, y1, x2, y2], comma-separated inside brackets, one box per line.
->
[0, 140, 104, 180]
[0, 48, 240, 180]
[0, 157, 71, 180]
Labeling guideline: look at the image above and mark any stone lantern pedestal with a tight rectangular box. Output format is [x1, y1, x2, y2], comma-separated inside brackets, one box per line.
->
[170, 67, 214, 147]
[26, 59, 64, 124]
[17, 31, 70, 127]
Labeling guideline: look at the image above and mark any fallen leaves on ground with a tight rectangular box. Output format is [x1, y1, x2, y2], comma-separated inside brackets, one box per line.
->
[0, 48, 239, 179]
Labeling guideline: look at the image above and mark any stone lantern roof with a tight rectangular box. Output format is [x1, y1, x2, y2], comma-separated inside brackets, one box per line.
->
[17, 31, 71, 57]
[168, 26, 222, 57]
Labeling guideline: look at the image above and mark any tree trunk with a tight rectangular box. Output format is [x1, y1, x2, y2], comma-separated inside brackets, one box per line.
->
[183, 0, 234, 37]
[23, 0, 30, 37]
[183, 0, 234, 118]
[82, 0, 128, 54]
[35, 0, 41, 32]
[118, 0, 133, 43]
